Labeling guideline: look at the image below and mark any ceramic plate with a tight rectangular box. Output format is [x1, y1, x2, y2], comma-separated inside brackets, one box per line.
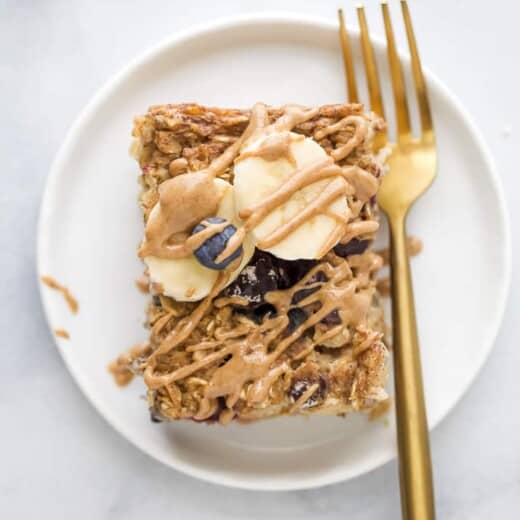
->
[37, 14, 511, 490]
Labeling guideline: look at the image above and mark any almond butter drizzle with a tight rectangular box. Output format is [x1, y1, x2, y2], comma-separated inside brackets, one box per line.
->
[144, 253, 382, 404]
[213, 295, 249, 308]
[314, 115, 367, 161]
[247, 362, 289, 404]
[343, 165, 379, 201]
[137, 104, 383, 415]
[138, 104, 370, 267]
[235, 131, 300, 165]
[339, 220, 380, 245]
[138, 172, 220, 259]
[138, 104, 267, 260]
[214, 158, 350, 264]
[146, 272, 230, 368]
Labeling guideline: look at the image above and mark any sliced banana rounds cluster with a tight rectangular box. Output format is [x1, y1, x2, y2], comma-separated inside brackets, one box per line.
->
[144, 179, 254, 302]
[144, 133, 348, 302]
[233, 132, 348, 260]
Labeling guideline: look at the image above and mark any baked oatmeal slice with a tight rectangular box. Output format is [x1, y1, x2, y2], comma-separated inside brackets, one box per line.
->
[112, 103, 389, 424]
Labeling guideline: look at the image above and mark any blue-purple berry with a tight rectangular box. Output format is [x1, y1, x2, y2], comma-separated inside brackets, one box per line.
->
[192, 217, 243, 270]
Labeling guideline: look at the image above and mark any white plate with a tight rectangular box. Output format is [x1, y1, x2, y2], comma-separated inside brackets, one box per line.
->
[37, 14, 511, 491]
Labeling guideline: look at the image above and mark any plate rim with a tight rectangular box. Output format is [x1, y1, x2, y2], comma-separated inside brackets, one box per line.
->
[37, 12, 512, 491]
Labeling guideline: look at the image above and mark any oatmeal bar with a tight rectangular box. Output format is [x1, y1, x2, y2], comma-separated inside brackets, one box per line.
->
[114, 102, 389, 424]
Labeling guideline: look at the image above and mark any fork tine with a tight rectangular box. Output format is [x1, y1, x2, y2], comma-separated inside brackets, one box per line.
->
[338, 9, 359, 103]
[357, 6, 384, 119]
[382, 2, 411, 142]
[401, 0, 434, 142]
[357, 5, 387, 150]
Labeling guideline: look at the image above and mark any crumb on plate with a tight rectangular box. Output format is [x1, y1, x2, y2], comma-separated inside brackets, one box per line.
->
[41, 275, 79, 314]
[54, 328, 70, 340]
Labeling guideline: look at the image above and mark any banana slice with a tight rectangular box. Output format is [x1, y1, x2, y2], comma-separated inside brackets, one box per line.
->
[144, 179, 254, 302]
[233, 132, 348, 260]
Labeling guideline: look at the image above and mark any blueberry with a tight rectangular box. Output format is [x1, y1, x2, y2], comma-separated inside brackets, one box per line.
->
[276, 258, 318, 289]
[250, 304, 277, 323]
[287, 307, 308, 332]
[223, 250, 325, 311]
[322, 309, 341, 325]
[192, 217, 243, 270]
[223, 250, 279, 307]
[208, 397, 226, 422]
[334, 238, 371, 257]
[218, 353, 232, 367]
[291, 286, 319, 305]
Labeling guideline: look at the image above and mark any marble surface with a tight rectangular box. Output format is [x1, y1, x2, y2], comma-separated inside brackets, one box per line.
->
[1, 0, 519, 518]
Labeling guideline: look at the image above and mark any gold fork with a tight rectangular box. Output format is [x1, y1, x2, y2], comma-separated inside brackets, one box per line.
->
[338, 2, 436, 519]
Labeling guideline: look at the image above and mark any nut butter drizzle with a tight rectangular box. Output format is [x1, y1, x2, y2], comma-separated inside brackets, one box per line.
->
[314, 115, 367, 161]
[146, 272, 230, 365]
[215, 157, 351, 263]
[139, 103, 370, 266]
[138, 104, 267, 260]
[144, 252, 382, 408]
[236, 131, 300, 166]
[140, 104, 383, 414]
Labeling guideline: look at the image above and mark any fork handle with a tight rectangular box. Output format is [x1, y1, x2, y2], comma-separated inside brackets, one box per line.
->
[388, 214, 435, 520]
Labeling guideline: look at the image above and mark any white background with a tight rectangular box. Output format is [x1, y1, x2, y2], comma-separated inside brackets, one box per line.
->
[1, 0, 519, 518]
